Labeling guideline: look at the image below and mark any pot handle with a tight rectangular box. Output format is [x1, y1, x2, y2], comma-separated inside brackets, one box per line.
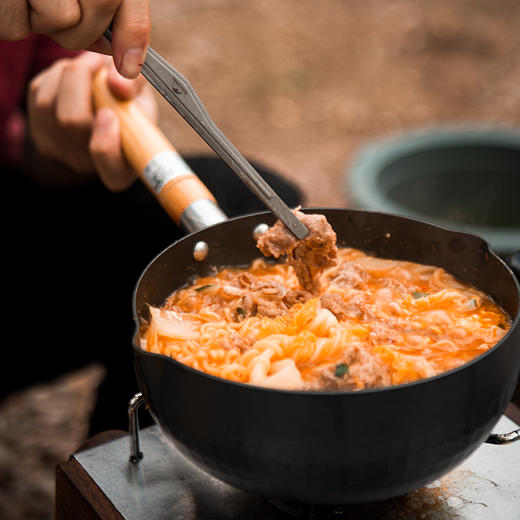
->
[91, 68, 227, 232]
[485, 250, 520, 445]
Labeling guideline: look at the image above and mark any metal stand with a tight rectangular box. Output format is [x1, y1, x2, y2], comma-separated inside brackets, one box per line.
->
[72, 414, 520, 519]
[128, 392, 145, 463]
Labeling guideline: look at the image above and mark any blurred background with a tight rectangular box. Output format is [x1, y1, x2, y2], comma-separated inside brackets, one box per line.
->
[147, 0, 520, 207]
[2, 0, 520, 518]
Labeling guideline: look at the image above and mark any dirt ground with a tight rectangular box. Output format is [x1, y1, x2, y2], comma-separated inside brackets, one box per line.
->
[149, 0, 520, 206]
[2, 1, 520, 518]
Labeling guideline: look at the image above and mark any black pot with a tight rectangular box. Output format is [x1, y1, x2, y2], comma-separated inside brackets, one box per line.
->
[132, 208, 520, 504]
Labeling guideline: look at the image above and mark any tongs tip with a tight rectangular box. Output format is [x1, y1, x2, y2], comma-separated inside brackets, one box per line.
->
[287, 219, 309, 240]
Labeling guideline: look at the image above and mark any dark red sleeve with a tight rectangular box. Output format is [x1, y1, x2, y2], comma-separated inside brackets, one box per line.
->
[30, 35, 81, 76]
[0, 35, 82, 164]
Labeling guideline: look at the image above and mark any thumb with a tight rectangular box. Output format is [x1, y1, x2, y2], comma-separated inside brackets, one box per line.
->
[111, 0, 151, 79]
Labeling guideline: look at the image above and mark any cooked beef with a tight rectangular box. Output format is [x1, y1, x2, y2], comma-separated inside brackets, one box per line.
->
[320, 291, 374, 321]
[236, 282, 312, 320]
[283, 288, 312, 307]
[237, 293, 258, 319]
[257, 210, 338, 293]
[239, 292, 280, 318]
[305, 345, 392, 390]
[329, 263, 368, 289]
[320, 293, 350, 320]
[217, 332, 252, 353]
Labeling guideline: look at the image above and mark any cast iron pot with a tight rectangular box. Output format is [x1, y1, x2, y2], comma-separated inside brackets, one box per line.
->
[132, 208, 520, 505]
[92, 75, 520, 504]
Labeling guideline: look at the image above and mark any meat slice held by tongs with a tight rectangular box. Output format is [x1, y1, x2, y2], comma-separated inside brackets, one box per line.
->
[257, 209, 338, 293]
[102, 30, 336, 289]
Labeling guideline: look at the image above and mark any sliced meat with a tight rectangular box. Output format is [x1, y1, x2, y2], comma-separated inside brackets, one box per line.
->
[235, 281, 311, 320]
[216, 332, 252, 353]
[329, 263, 368, 289]
[236, 293, 282, 319]
[306, 344, 392, 390]
[257, 209, 338, 293]
[283, 288, 312, 307]
[320, 293, 350, 321]
[321, 292, 374, 321]
[237, 293, 258, 319]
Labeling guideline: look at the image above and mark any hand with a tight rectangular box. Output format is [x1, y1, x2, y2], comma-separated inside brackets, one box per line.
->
[0, 0, 150, 78]
[27, 51, 158, 191]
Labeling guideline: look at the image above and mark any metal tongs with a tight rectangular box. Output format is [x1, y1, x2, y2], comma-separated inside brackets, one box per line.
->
[104, 30, 308, 240]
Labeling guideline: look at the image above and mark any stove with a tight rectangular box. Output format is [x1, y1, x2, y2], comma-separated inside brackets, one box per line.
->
[73, 414, 520, 519]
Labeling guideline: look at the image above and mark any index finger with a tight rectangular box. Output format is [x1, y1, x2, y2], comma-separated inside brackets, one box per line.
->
[0, 0, 30, 40]
[106, 61, 146, 100]
[55, 53, 108, 128]
[29, 0, 81, 34]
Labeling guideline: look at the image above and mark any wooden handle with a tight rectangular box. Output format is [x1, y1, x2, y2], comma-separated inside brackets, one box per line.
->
[91, 68, 217, 225]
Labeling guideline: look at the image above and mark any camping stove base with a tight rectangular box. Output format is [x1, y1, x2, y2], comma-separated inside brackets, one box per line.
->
[73, 416, 520, 519]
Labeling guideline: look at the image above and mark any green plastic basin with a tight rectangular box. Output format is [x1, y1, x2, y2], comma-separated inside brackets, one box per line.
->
[348, 127, 520, 256]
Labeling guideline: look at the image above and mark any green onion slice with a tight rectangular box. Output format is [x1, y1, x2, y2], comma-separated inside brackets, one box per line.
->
[334, 363, 349, 378]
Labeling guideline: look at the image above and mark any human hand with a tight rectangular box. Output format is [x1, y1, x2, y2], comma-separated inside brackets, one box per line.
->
[27, 51, 158, 191]
[0, 0, 150, 78]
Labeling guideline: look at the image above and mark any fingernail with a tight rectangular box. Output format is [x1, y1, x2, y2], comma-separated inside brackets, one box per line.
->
[96, 108, 115, 130]
[120, 47, 145, 78]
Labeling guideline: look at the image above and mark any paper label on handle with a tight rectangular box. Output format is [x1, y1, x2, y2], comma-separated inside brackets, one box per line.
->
[143, 151, 193, 193]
